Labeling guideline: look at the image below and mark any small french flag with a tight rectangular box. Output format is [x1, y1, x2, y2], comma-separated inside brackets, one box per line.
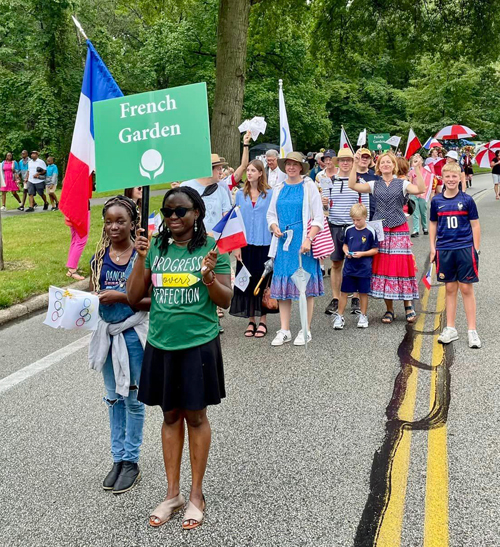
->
[212, 206, 247, 254]
[423, 263, 434, 290]
[148, 212, 162, 235]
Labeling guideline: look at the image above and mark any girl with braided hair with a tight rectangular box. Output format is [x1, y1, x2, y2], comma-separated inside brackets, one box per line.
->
[88, 195, 150, 495]
[127, 186, 232, 530]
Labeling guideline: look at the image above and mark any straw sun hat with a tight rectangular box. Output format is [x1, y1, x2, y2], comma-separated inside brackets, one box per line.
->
[277, 151, 310, 175]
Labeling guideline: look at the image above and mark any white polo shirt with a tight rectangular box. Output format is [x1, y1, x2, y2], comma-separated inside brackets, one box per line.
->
[27, 158, 47, 184]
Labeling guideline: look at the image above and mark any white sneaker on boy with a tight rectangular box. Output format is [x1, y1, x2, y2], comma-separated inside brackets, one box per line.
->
[333, 314, 345, 330]
[357, 314, 369, 328]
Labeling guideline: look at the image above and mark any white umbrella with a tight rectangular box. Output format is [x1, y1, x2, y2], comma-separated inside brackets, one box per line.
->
[291, 253, 311, 349]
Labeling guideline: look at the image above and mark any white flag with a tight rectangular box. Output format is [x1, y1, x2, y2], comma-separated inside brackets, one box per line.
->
[44, 286, 99, 331]
[238, 116, 267, 141]
[279, 79, 293, 157]
[234, 264, 251, 292]
[367, 220, 385, 242]
[357, 128, 367, 146]
[385, 135, 401, 148]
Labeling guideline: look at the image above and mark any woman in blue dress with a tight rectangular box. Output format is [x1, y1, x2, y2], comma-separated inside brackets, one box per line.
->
[266, 152, 324, 346]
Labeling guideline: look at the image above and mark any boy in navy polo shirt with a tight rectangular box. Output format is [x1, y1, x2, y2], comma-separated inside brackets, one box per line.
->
[333, 203, 378, 330]
[429, 162, 481, 348]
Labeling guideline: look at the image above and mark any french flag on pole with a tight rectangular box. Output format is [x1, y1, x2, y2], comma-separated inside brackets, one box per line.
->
[59, 41, 123, 238]
[211, 207, 247, 254]
[423, 263, 434, 290]
[422, 136, 442, 150]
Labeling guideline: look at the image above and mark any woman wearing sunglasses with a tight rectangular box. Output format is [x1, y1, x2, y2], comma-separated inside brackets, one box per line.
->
[127, 186, 232, 530]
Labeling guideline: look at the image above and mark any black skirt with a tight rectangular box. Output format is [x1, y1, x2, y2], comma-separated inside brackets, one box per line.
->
[229, 244, 278, 318]
[138, 336, 225, 412]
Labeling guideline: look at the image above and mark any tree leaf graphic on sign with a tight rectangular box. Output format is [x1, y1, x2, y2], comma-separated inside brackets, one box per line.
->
[139, 149, 164, 180]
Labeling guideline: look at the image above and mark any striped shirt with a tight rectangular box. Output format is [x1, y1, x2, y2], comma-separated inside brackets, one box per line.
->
[320, 175, 370, 225]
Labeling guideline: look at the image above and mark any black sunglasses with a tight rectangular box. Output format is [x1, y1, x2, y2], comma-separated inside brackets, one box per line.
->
[161, 206, 194, 218]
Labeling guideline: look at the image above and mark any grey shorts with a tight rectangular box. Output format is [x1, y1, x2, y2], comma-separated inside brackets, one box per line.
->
[27, 182, 45, 196]
[493, 174, 500, 184]
[328, 223, 349, 261]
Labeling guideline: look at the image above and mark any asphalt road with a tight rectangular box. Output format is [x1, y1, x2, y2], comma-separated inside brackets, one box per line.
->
[0, 174, 498, 547]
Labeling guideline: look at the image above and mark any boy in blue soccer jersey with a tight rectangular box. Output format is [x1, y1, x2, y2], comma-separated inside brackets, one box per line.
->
[429, 162, 481, 348]
[333, 203, 378, 330]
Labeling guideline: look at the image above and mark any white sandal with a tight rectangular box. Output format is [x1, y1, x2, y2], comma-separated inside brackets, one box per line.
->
[149, 493, 185, 527]
[182, 496, 205, 530]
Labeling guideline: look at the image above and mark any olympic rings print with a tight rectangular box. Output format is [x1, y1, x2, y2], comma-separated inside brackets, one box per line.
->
[76, 297, 92, 327]
[51, 290, 65, 322]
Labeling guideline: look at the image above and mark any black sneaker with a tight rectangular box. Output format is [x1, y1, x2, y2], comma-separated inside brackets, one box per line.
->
[17, 206, 24, 211]
[325, 298, 339, 315]
[351, 297, 361, 315]
[43, 203, 49, 211]
[112, 461, 141, 495]
[54, 204, 59, 211]
[321, 266, 326, 277]
[423, 230, 428, 235]
[103, 462, 123, 490]
[25, 207, 35, 212]
[411, 232, 419, 238]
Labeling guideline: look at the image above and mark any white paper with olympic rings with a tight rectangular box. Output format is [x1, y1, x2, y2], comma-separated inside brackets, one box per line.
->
[44, 286, 99, 331]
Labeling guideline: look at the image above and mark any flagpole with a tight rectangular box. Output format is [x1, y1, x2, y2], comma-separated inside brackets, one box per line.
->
[71, 16, 88, 40]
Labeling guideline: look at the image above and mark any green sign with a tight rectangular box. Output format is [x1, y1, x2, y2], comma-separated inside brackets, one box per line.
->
[368, 133, 391, 152]
[94, 82, 212, 192]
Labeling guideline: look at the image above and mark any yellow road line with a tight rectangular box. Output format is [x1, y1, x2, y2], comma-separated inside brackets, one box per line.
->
[375, 289, 429, 546]
[424, 286, 449, 547]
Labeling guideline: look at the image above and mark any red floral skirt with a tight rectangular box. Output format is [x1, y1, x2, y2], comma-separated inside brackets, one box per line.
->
[370, 222, 419, 301]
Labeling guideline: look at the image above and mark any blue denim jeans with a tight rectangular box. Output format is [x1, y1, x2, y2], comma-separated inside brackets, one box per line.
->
[102, 328, 145, 463]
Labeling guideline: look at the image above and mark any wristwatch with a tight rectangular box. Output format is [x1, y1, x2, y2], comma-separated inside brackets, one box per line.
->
[307, 236, 314, 243]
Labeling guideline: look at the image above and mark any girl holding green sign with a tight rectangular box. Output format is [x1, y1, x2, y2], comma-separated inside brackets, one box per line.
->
[128, 186, 232, 529]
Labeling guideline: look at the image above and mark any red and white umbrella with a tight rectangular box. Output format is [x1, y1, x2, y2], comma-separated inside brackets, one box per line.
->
[434, 125, 477, 140]
[474, 141, 500, 167]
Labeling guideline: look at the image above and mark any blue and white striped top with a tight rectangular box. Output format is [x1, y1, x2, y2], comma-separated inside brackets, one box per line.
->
[320, 175, 371, 225]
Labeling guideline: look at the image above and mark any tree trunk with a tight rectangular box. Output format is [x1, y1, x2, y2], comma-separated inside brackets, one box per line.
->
[211, 0, 251, 167]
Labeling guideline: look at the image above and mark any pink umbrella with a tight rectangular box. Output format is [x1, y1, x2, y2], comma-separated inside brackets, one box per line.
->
[434, 125, 477, 140]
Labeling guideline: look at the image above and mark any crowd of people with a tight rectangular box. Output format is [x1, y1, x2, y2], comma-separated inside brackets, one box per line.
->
[82, 132, 481, 534]
[0, 150, 59, 211]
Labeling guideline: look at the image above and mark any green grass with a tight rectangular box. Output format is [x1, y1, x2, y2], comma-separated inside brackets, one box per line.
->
[0, 195, 164, 308]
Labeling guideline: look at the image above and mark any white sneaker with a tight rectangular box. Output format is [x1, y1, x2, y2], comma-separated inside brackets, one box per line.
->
[438, 326, 459, 344]
[333, 314, 345, 330]
[293, 329, 312, 346]
[468, 330, 481, 349]
[357, 314, 369, 328]
[271, 329, 292, 346]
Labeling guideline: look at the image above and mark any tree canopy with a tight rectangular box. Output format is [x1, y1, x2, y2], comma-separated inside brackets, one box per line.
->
[0, 0, 498, 169]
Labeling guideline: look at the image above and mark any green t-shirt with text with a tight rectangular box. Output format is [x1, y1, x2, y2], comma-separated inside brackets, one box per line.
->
[145, 236, 231, 351]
